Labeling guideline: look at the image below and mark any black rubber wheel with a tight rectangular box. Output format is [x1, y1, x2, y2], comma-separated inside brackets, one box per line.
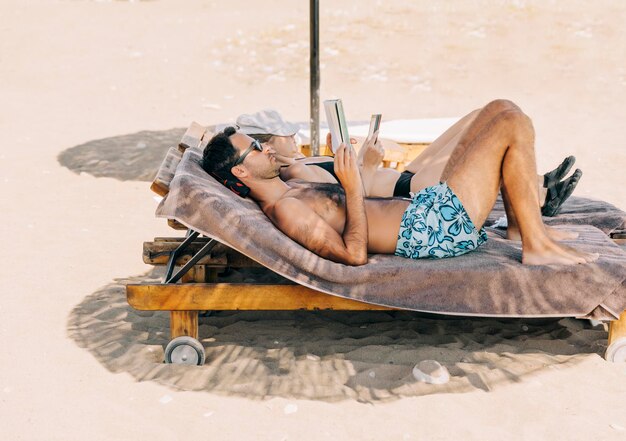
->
[164, 336, 206, 365]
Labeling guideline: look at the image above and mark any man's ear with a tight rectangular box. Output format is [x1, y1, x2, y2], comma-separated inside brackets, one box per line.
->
[231, 164, 248, 179]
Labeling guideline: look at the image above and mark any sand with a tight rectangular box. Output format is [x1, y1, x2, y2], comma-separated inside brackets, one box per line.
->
[1, 0, 625, 439]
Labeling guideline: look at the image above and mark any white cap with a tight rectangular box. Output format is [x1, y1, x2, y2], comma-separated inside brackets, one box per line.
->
[236, 109, 300, 136]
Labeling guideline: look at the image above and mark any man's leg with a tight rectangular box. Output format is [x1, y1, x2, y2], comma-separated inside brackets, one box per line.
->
[404, 100, 521, 173]
[403, 110, 479, 174]
[405, 100, 520, 177]
[405, 101, 575, 215]
[501, 185, 577, 241]
[439, 108, 596, 265]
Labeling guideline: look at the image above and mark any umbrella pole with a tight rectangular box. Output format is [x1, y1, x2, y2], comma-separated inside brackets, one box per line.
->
[310, 0, 320, 155]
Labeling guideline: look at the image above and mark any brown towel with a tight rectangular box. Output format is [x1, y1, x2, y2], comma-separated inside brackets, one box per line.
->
[157, 149, 626, 320]
[487, 195, 626, 235]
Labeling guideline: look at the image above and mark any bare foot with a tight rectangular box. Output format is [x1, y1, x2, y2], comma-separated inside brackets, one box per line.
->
[522, 238, 599, 265]
[558, 243, 599, 263]
[507, 226, 579, 241]
[545, 226, 579, 241]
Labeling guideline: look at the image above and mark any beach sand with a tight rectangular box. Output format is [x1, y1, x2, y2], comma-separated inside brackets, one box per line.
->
[1, 0, 625, 439]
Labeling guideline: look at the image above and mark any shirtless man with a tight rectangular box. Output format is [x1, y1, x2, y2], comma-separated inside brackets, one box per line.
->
[202, 102, 597, 266]
[237, 103, 582, 218]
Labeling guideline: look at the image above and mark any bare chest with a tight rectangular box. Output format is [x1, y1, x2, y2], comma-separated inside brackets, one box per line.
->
[285, 184, 346, 232]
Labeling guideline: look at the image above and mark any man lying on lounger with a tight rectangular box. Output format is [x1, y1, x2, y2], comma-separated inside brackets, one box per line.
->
[202, 99, 598, 266]
[236, 103, 582, 219]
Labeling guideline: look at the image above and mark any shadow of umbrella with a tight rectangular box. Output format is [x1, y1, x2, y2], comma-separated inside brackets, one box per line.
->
[67, 268, 604, 403]
[57, 128, 186, 181]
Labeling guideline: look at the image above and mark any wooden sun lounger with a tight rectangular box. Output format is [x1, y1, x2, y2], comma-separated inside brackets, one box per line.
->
[127, 122, 626, 365]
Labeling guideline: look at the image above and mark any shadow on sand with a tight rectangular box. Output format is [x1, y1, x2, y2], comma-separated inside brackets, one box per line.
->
[61, 128, 610, 402]
[57, 128, 186, 181]
[67, 269, 608, 403]
[55, 120, 340, 182]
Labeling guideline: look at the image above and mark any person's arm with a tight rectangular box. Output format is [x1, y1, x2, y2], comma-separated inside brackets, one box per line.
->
[334, 142, 369, 264]
[295, 156, 335, 164]
[281, 161, 337, 184]
[357, 132, 384, 196]
[273, 153, 298, 166]
[325, 133, 380, 196]
[272, 144, 368, 265]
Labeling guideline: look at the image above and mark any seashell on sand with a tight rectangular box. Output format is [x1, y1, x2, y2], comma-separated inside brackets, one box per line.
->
[412, 360, 450, 385]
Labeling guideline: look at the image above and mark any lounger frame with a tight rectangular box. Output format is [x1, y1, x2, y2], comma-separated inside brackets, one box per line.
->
[126, 122, 626, 363]
[128, 232, 626, 362]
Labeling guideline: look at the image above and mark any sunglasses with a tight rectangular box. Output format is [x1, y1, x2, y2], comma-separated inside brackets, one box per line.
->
[234, 139, 263, 166]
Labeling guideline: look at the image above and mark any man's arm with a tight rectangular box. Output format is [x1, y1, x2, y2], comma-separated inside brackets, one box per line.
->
[273, 198, 367, 265]
[334, 142, 369, 264]
[273, 144, 368, 265]
[357, 132, 384, 197]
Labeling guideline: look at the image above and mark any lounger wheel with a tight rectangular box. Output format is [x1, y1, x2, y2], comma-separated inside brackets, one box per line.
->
[164, 336, 206, 365]
[605, 337, 626, 363]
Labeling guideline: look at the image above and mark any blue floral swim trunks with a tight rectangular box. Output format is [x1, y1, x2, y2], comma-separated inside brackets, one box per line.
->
[395, 182, 487, 259]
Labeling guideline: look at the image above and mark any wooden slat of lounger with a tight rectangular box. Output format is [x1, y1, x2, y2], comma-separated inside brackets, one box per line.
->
[179, 121, 207, 151]
[150, 147, 183, 197]
[171, 311, 198, 339]
[153, 236, 208, 242]
[607, 310, 626, 362]
[143, 241, 260, 267]
[167, 219, 188, 230]
[608, 310, 626, 346]
[127, 283, 395, 311]
[198, 128, 215, 151]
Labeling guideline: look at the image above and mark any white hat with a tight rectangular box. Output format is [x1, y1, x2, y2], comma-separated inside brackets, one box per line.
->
[236, 109, 300, 136]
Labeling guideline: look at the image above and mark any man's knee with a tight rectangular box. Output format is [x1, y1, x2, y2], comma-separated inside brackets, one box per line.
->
[484, 99, 522, 115]
[496, 110, 535, 143]
[496, 108, 531, 126]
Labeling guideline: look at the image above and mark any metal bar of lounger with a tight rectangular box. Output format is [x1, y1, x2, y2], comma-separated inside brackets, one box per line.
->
[309, 0, 320, 155]
[166, 239, 219, 284]
[164, 229, 200, 282]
